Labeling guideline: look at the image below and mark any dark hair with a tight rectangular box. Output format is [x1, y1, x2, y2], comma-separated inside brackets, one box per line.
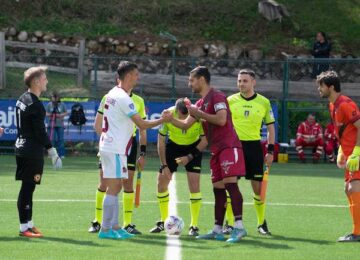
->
[117, 61, 138, 80]
[238, 69, 256, 78]
[317, 31, 327, 41]
[190, 66, 211, 84]
[51, 92, 60, 102]
[316, 70, 341, 92]
[175, 98, 188, 114]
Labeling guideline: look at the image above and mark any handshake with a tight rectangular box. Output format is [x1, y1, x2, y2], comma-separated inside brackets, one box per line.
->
[47, 147, 63, 170]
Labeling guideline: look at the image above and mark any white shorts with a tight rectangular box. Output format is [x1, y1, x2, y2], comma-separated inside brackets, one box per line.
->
[100, 151, 128, 179]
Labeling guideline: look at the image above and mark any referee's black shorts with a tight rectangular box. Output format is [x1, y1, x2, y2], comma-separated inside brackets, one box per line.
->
[165, 139, 202, 174]
[127, 138, 138, 171]
[241, 140, 264, 181]
[16, 156, 44, 184]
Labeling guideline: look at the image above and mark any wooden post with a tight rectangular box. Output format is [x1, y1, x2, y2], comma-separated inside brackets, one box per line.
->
[77, 39, 85, 87]
[0, 32, 5, 89]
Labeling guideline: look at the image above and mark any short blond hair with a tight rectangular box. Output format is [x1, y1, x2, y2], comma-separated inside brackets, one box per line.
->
[24, 66, 47, 88]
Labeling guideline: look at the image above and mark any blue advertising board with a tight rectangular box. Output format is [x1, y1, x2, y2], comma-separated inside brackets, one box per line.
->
[0, 100, 278, 143]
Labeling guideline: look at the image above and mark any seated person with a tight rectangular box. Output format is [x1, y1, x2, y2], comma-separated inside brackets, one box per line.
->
[295, 113, 324, 163]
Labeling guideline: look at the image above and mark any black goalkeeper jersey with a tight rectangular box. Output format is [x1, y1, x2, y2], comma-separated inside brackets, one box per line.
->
[15, 92, 52, 158]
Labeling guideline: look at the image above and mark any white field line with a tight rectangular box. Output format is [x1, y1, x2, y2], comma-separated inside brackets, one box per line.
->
[165, 174, 181, 260]
[0, 199, 347, 208]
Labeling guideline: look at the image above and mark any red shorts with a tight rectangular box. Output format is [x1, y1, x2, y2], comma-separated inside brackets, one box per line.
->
[345, 169, 360, 182]
[210, 147, 245, 183]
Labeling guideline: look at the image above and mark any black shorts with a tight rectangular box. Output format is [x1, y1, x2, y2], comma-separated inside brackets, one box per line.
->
[97, 138, 138, 171]
[16, 156, 44, 184]
[165, 140, 202, 174]
[127, 138, 138, 171]
[241, 140, 264, 181]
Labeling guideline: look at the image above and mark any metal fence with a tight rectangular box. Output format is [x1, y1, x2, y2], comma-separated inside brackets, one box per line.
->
[1, 47, 360, 147]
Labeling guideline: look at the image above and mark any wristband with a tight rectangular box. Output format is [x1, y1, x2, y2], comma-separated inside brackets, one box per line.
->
[267, 144, 274, 154]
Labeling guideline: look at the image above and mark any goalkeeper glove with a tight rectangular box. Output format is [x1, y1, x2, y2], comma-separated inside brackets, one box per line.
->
[47, 147, 62, 170]
[346, 146, 360, 172]
[337, 146, 346, 169]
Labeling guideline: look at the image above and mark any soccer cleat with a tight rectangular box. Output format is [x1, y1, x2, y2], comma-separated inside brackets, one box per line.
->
[88, 220, 101, 233]
[19, 228, 43, 238]
[114, 228, 135, 239]
[29, 227, 43, 236]
[257, 220, 272, 235]
[188, 226, 200, 236]
[337, 233, 360, 242]
[149, 221, 165, 233]
[222, 224, 234, 235]
[98, 229, 122, 240]
[124, 224, 142, 235]
[226, 228, 247, 243]
[196, 230, 226, 241]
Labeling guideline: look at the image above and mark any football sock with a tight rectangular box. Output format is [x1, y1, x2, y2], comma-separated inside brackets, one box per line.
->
[254, 194, 265, 226]
[123, 191, 135, 227]
[213, 224, 223, 234]
[20, 223, 28, 232]
[234, 220, 244, 229]
[190, 192, 202, 227]
[224, 183, 243, 222]
[111, 195, 119, 229]
[347, 194, 353, 217]
[225, 193, 234, 226]
[350, 192, 360, 235]
[17, 181, 36, 226]
[102, 194, 116, 230]
[213, 188, 227, 226]
[95, 189, 106, 223]
[27, 220, 34, 229]
[157, 191, 169, 222]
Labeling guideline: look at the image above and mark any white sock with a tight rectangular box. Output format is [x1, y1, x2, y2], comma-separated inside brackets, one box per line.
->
[213, 225, 223, 234]
[27, 220, 34, 228]
[20, 223, 28, 232]
[234, 220, 244, 229]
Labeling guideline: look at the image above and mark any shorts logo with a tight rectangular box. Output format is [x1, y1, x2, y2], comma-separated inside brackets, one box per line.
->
[221, 160, 234, 174]
[122, 167, 127, 173]
[34, 174, 41, 182]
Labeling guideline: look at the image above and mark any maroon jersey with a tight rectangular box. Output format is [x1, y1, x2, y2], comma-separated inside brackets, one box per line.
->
[195, 88, 242, 154]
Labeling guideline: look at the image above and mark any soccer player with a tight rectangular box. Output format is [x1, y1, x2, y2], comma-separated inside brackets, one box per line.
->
[170, 66, 247, 243]
[89, 91, 147, 235]
[15, 66, 62, 238]
[98, 61, 171, 240]
[227, 69, 275, 235]
[317, 70, 360, 242]
[149, 98, 207, 236]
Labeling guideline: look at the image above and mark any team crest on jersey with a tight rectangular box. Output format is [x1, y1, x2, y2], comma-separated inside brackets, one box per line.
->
[203, 102, 208, 110]
[221, 160, 234, 174]
[129, 103, 135, 110]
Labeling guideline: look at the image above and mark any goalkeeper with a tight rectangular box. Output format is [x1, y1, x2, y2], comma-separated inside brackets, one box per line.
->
[149, 98, 207, 236]
[317, 70, 360, 242]
[15, 67, 62, 238]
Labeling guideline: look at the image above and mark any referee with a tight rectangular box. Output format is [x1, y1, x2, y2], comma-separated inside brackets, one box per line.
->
[150, 98, 207, 236]
[15, 66, 62, 238]
[227, 69, 275, 235]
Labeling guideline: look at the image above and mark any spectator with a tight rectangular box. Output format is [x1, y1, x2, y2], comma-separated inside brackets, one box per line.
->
[295, 113, 324, 163]
[324, 122, 338, 163]
[311, 31, 331, 78]
[46, 92, 67, 158]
